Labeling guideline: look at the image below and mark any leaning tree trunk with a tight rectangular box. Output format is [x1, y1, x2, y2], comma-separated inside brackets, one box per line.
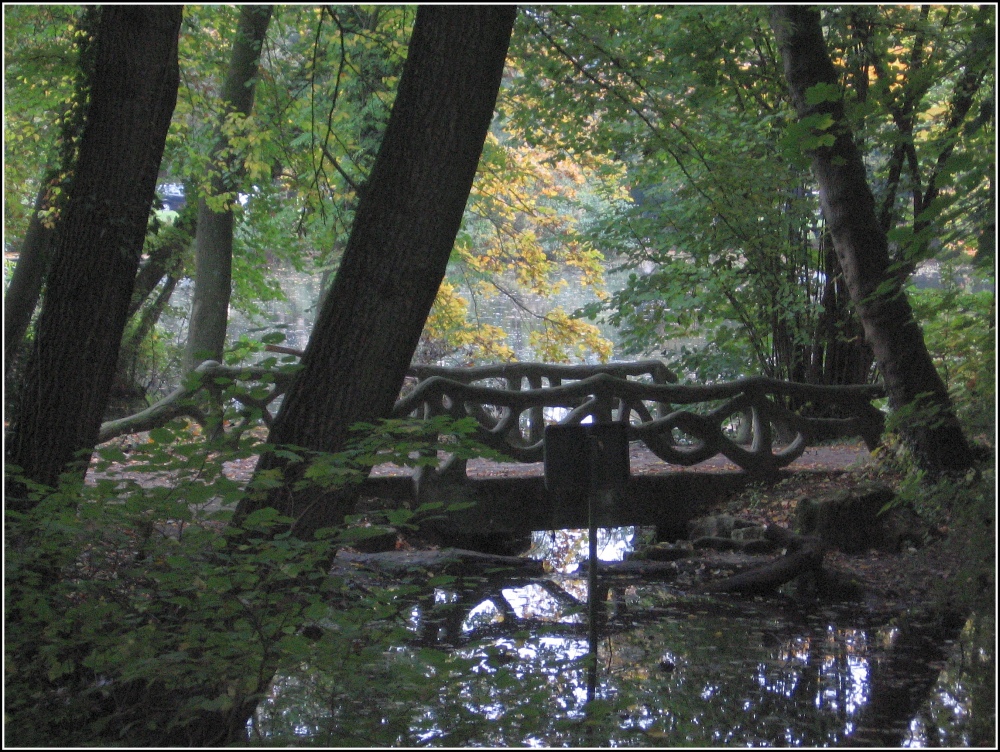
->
[232, 6, 516, 540]
[5, 6, 182, 506]
[770, 6, 974, 475]
[147, 8, 515, 745]
[183, 5, 273, 372]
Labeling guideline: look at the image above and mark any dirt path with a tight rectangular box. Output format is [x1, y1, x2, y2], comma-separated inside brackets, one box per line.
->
[368, 441, 874, 480]
[92, 434, 873, 486]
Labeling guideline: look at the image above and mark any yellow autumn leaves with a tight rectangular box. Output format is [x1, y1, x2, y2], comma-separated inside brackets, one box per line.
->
[422, 131, 620, 364]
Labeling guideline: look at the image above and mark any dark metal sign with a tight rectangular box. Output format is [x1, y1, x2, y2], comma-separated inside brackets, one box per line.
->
[543, 423, 629, 494]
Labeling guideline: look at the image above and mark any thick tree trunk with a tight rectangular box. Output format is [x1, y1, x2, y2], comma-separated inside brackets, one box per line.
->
[142, 8, 517, 745]
[5, 7, 181, 504]
[233, 6, 517, 538]
[770, 6, 974, 475]
[184, 5, 272, 371]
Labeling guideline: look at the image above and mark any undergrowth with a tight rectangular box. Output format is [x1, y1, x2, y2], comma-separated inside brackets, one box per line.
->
[4, 416, 506, 747]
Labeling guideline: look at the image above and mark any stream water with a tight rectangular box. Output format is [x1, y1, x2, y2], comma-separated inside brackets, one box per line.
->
[250, 528, 992, 747]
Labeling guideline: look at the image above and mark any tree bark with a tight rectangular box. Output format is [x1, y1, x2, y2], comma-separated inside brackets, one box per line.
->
[183, 5, 273, 372]
[233, 6, 517, 538]
[5, 7, 182, 504]
[769, 6, 974, 475]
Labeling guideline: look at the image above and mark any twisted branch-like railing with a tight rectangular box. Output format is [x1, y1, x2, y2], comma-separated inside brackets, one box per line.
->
[407, 360, 676, 445]
[393, 373, 885, 474]
[98, 360, 297, 444]
[98, 360, 675, 445]
[99, 359, 884, 475]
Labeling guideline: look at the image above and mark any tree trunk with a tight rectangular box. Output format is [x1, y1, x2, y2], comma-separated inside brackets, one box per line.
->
[109, 273, 181, 418]
[107, 214, 194, 414]
[183, 5, 273, 372]
[769, 6, 974, 475]
[233, 6, 517, 539]
[4, 7, 99, 375]
[144, 8, 515, 745]
[3, 179, 58, 376]
[5, 6, 182, 504]
[129, 213, 194, 319]
[809, 232, 874, 393]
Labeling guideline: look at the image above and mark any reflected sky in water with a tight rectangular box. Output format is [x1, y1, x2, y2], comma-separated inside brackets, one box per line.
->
[252, 528, 985, 746]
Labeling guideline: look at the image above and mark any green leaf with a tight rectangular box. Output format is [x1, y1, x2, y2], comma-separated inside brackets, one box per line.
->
[804, 82, 841, 106]
[261, 331, 286, 345]
[385, 508, 414, 526]
[97, 446, 127, 463]
[148, 427, 174, 445]
[241, 506, 282, 528]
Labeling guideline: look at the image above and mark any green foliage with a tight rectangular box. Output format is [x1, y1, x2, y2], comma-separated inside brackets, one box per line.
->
[428, 128, 619, 364]
[5, 6, 994, 745]
[3, 5, 90, 235]
[510, 6, 843, 382]
[870, 265, 994, 477]
[508, 5, 992, 386]
[889, 465, 995, 623]
[128, 322, 183, 396]
[3, 416, 498, 746]
[7, 4, 991, 379]
[908, 272, 995, 440]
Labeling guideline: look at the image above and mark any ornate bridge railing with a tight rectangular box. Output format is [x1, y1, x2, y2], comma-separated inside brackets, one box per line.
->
[98, 358, 885, 476]
[406, 360, 677, 446]
[99, 359, 675, 445]
[393, 371, 885, 475]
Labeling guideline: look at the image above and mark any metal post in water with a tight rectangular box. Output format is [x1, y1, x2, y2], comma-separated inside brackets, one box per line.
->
[586, 488, 598, 704]
[542, 423, 627, 709]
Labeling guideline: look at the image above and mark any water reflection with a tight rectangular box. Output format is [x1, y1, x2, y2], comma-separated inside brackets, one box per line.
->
[526, 526, 639, 575]
[251, 524, 981, 747]
[256, 598, 892, 745]
[903, 612, 995, 747]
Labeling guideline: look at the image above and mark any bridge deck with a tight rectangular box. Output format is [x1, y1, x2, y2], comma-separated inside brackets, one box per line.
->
[368, 442, 873, 480]
[359, 442, 875, 541]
